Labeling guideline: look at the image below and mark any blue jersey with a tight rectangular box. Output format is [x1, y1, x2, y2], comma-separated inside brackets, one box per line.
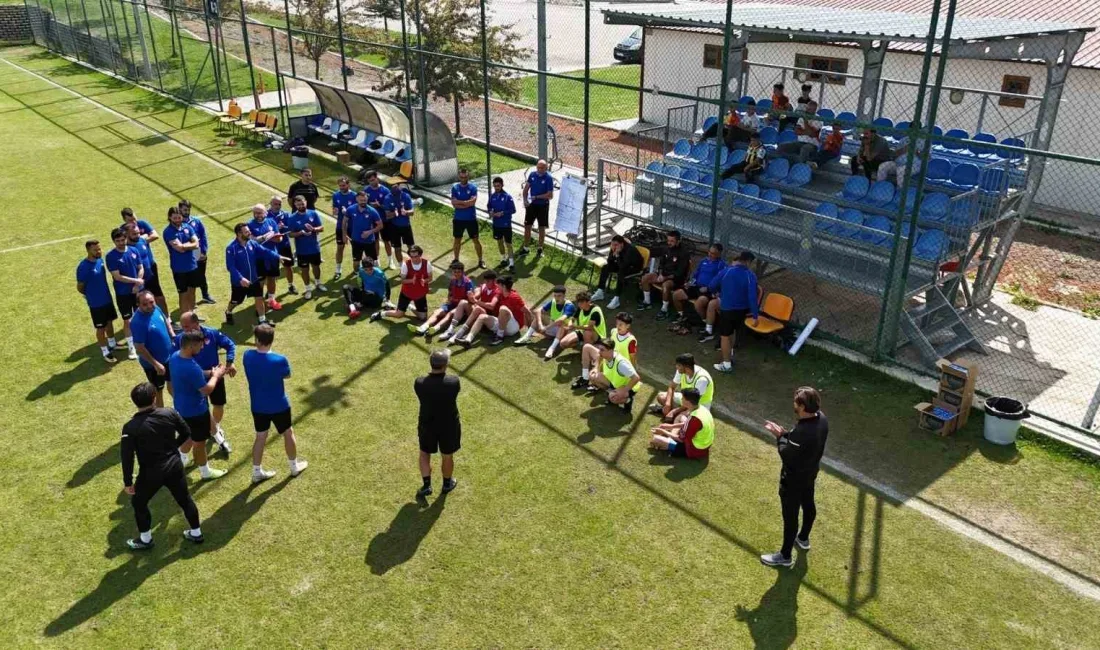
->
[363, 184, 391, 214]
[450, 182, 478, 221]
[174, 325, 235, 370]
[710, 263, 759, 317]
[358, 265, 388, 296]
[120, 219, 155, 238]
[332, 189, 357, 224]
[525, 171, 555, 206]
[247, 217, 282, 252]
[162, 223, 199, 273]
[244, 349, 292, 414]
[168, 352, 208, 418]
[131, 306, 174, 368]
[286, 210, 323, 256]
[105, 246, 144, 295]
[226, 239, 281, 286]
[346, 204, 382, 244]
[267, 209, 293, 254]
[542, 299, 577, 318]
[488, 190, 516, 228]
[691, 257, 727, 288]
[384, 190, 414, 227]
[76, 257, 113, 308]
[130, 236, 155, 273]
[185, 217, 209, 255]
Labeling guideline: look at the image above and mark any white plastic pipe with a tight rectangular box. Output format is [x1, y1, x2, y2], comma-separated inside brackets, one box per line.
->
[788, 317, 819, 356]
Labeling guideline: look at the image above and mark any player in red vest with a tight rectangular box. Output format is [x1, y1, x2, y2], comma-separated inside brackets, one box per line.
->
[438, 269, 501, 341]
[370, 245, 433, 323]
[409, 261, 475, 337]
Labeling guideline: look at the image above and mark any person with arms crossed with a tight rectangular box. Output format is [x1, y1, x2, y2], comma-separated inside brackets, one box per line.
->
[177, 311, 234, 454]
[168, 330, 228, 480]
[288, 167, 320, 210]
[162, 206, 201, 320]
[244, 323, 308, 482]
[246, 204, 286, 312]
[120, 382, 204, 550]
[711, 251, 759, 373]
[649, 353, 714, 421]
[450, 168, 484, 269]
[362, 170, 394, 268]
[571, 312, 637, 388]
[178, 200, 215, 306]
[409, 261, 473, 336]
[488, 175, 517, 272]
[344, 256, 391, 319]
[224, 222, 286, 327]
[438, 269, 501, 342]
[125, 221, 168, 315]
[761, 386, 829, 567]
[384, 179, 417, 267]
[414, 349, 461, 498]
[131, 291, 176, 406]
[105, 227, 144, 360]
[638, 230, 690, 320]
[549, 290, 606, 361]
[577, 339, 640, 413]
[331, 176, 357, 280]
[76, 239, 121, 363]
[515, 284, 574, 350]
[369, 244, 432, 323]
[286, 195, 326, 299]
[344, 191, 383, 273]
[267, 196, 298, 295]
[648, 388, 714, 460]
[517, 159, 554, 260]
[453, 274, 534, 347]
[591, 235, 643, 311]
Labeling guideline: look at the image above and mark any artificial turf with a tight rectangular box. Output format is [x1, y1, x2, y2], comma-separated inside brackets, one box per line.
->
[2, 45, 1100, 648]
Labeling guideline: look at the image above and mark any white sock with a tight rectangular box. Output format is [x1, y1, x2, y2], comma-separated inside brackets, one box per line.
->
[139, 531, 152, 543]
[199, 464, 211, 478]
[548, 339, 560, 353]
[126, 336, 134, 348]
[179, 451, 189, 464]
[213, 430, 225, 445]
[442, 325, 455, 336]
[524, 325, 535, 336]
[100, 346, 110, 357]
[107, 339, 116, 349]
[582, 368, 590, 380]
[509, 256, 514, 264]
[289, 458, 299, 471]
[494, 328, 504, 338]
[661, 301, 669, 311]
[417, 322, 429, 333]
[335, 263, 342, 273]
[253, 464, 264, 474]
[455, 326, 468, 339]
[315, 280, 322, 288]
[190, 527, 201, 536]
[644, 294, 652, 305]
[258, 314, 267, 322]
[719, 361, 731, 369]
[706, 324, 713, 334]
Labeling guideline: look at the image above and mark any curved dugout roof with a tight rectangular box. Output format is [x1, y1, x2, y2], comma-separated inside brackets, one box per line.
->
[305, 80, 413, 144]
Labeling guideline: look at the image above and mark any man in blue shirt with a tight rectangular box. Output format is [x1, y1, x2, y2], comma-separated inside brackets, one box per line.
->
[105, 227, 145, 360]
[331, 176, 358, 280]
[120, 207, 159, 243]
[343, 191, 382, 274]
[671, 243, 726, 332]
[177, 311, 235, 456]
[384, 179, 417, 267]
[518, 159, 555, 260]
[163, 206, 201, 319]
[244, 323, 308, 482]
[248, 204, 286, 312]
[362, 170, 394, 268]
[488, 176, 517, 273]
[225, 222, 286, 327]
[268, 197, 298, 295]
[131, 291, 177, 406]
[710, 250, 760, 373]
[76, 239, 120, 362]
[342, 256, 391, 319]
[287, 195, 327, 300]
[450, 168, 485, 269]
[169, 330, 228, 480]
[125, 221, 168, 315]
[179, 200, 215, 305]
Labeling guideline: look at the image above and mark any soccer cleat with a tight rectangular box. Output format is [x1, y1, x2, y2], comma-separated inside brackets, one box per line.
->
[427, 325, 440, 336]
[515, 247, 530, 257]
[407, 323, 425, 336]
[647, 402, 665, 415]
[290, 459, 308, 477]
[489, 335, 505, 347]
[508, 264, 516, 274]
[182, 530, 205, 544]
[514, 334, 531, 346]
[369, 311, 383, 323]
[656, 310, 669, 321]
[224, 312, 235, 326]
[590, 288, 605, 302]
[570, 376, 589, 390]
[302, 289, 312, 300]
[267, 298, 283, 311]
[201, 467, 227, 481]
[713, 362, 735, 374]
[698, 331, 715, 344]
[127, 347, 138, 361]
[496, 259, 510, 269]
[315, 283, 327, 292]
[126, 537, 154, 551]
[606, 296, 621, 310]
[265, 320, 277, 328]
[102, 352, 118, 364]
[218, 436, 232, 455]
[416, 484, 433, 498]
[287, 285, 298, 295]
[348, 307, 361, 319]
[438, 330, 455, 342]
[441, 478, 458, 494]
[475, 260, 487, 270]
[586, 383, 602, 394]
[795, 536, 811, 551]
[456, 337, 473, 349]
[637, 303, 652, 311]
[252, 468, 276, 483]
[760, 552, 794, 568]
[332, 271, 342, 281]
[534, 248, 544, 260]
[199, 296, 217, 305]
[620, 393, 635, 413]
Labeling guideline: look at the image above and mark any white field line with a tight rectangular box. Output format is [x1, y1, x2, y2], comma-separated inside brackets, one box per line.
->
[0, 234, 92, 255]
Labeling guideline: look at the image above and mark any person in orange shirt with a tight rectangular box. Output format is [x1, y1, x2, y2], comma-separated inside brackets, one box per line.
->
[805, 122, 844, 169]
[697, 105, 739, 143]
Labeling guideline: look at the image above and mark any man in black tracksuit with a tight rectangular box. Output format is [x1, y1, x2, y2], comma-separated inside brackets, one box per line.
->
[121, 382, 204, 550]
[591, 235, 644, 311]
[761, 386, 829, 568]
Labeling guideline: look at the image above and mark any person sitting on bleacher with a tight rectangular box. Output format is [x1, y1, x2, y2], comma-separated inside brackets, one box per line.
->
[876, 138, 927, 186]
[794, 84, 814, 114]
[721, 133, 766, 183]
[739, 100, 762, 134]
[591, 235, 644, 311]
[776, 100, 822, 162]
[697, 106, 739, 144]
[770, 84, 794, 130]
[807, 122, 844, 169]
[851, 128, 893, 179]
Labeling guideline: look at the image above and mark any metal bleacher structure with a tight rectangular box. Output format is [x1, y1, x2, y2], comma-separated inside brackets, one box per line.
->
[592, 5, 1092, 368]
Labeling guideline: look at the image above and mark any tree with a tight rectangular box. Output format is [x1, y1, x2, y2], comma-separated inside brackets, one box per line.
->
[364, 0, 401, 33]
[290, 0, 340, 80]
[376, 0, 528, 133]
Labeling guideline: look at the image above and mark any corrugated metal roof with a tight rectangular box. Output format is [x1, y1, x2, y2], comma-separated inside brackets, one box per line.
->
[603, 3, 1091, 44]
[663, 0, 1100, 69]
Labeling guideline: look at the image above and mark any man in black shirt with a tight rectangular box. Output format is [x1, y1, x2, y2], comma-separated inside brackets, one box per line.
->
[287, 168, 320, 210]
[413, 349, 461, 499]
[120, 382, 203, 550]
[638, 230, 691, 320]
[761, 386, 829, 567]
[591, 235, 643, 311]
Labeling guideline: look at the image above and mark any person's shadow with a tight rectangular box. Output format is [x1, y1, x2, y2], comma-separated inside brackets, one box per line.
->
[26, 345, 116, 402]
[67, 441, 121, 489]
[735, 553, 808, 650]
[365, 495, 448, 575]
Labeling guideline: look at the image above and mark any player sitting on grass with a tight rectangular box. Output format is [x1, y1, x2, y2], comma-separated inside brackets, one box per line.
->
[409, 261, 474, 337]
[546, 290, 605, 361]
[649, 388, 713, 459]
[649, 353, 714, 421]
[515, 284, 574, 350]
[439, 269, 501, 342]
[572, 312, 637, 388]
[370, 245, 432, 323]
[453, 275, 534, 348]
[572, 339, 640, 413]
[343, 256, 391, 319]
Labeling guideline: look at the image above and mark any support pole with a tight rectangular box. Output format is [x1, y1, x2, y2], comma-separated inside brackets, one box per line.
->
[282, 0, 295, 77]
[237, 0, 258, 106]
[581, 0, 591, 253]
[202, 10, 224, 111]
[335, 0, 348, 90]
[706, 0, 741, 245]
[536, 0, 547, 160]
[140, 0, 163, 91]
[856, 39, 888, 122]
[398, 0, 418, 180]
[478, 0, 491, 183]
[413, 0, 431, 182]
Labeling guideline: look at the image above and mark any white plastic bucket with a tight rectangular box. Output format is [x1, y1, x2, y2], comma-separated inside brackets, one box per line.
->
[983, 397, 1029, 445]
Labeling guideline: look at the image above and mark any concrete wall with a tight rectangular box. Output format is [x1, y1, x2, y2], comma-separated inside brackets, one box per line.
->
[0, 4, 32, 43]
[640, 28, 1100, 216]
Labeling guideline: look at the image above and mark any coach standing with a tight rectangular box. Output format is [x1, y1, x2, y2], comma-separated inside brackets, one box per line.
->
[413, 349, 461, 499]
[760, 386, 829, 568]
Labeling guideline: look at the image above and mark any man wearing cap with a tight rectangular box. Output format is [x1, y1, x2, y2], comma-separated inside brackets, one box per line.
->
[413, 349, 462, 498]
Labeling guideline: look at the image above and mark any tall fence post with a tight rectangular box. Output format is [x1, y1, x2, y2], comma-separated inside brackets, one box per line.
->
[139, 0, 163, 91]
[236, 0, 257, 105]
[707, 0, 740, 245]
[412, 0, 430, 183]
[478, 0, 491, 183]
[397, 0, 418, 182]
[334, 0, 348, 90]
[202, 4, 223, 111]
[281, 0, 295, 77]
[536, 0, 547, 160]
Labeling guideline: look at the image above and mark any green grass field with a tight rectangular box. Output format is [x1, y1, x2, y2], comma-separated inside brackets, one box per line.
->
[455, 140, 528, 179]
[3, 45, 1100, 648]
[515, 64, 640, 123]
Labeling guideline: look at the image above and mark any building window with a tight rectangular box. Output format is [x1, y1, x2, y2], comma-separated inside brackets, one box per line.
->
[999, 75, 1030, 108]
[703, 44, 722, 70]
[794, 54, 848, 85]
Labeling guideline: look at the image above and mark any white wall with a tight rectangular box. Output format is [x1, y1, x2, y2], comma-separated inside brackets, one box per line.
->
[641, 28, 1100, 215]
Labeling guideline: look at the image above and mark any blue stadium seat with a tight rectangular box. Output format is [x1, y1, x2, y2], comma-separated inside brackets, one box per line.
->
[662, 164, 683, 180]
[718, 178, 739, 200]
[814, 202, 839, 233]
[643, 160, 664, 179]
[863, 180, 895, 207]
[668, 138, 691, 160]
[700, 116, 718, 132]
[837, 209, 865, 238]
[979, 168, 1007, 195]
[999, 137, 1026, 161]
[913, 229, 948, 261]
[936, 128, 969, 153]
[781, 163, 812, 187]
[836, 175, 870, 201]
[971, 132, 997, 157]
[394, 147, 412, 163]
[919, 192, 950, 221]
[948, 198, 977, 228]
[735, 184, 760, 210]
[718, 147, 730, 168]
[887, 186, 919, 212]
[777, 129, 797, 144]
[817, 108, 835, 120]
[693, 173, 715, 197]
[925, 158, 952, 186]
[756, 99, 773, 112]
[680, 168, 700, 187]
[738, 95, 754, 106]
[872, 117, 894, 129]
[759, 126, 779, 146]
[861, 215, 893, 246]
[931, 125, 944, 137]
[895, 121, 910, 131]
[756, 188, 783, 214]
[946, 162, 980, 191]
[727, 149, 746, 166]
[689, 142, 711, 164]
[764, 157, 790, 182]
[836, 111, 857, 124]
[378, 139, 395, 157]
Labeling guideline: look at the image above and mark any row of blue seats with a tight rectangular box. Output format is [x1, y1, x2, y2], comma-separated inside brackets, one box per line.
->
[644, 157, 813, 190]
[835, 177, 980, 227]
[307, 116, 412, 163]
[813, 202, 950, 261]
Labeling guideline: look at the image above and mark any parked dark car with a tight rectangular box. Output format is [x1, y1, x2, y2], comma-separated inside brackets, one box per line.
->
[613, 27, 643, 64]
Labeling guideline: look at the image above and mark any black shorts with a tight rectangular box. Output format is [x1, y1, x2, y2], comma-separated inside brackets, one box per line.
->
[278, 246, 294, 267]
[258, 257, 282, 279]
[684, 285, 712, 301]
[388, 225, 415, 248]
[525, 203, 549, 228]
[453, 220, 479, 240]
[381, 221, 397, 243]
[209, 377, 227, 406]
[116, 293, 137, 320]
[88, 303, 117, 329]
[172, 268, 202, 293]
[297, 252, 322, 268]
[718, 308, 749, 338]
[334, 226, 346, 245]
[184, 411, 211, 442]
[419, 423, 461, 455]
[252, 408, 292, 434]
[397, 293, 429, 314]
[492, 225, 513, 243]
[230, 281, 263, 304]
[351, 240, 379, 262]
[142, 363, 171, 390]
[145, 264, 164, 297]
[669, 441, 688, 458]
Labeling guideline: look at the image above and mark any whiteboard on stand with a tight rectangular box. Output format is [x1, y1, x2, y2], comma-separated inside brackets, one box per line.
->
[553, 175, 586, 237]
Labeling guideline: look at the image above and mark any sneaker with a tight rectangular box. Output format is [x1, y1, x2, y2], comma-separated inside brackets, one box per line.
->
[647, 402, 665, 415]
[182, 530, 204, 544]
[302, 289, 312, 300]
[438, 330, 455, 342]
[416, 484, 433, 498]
[570, 375, 589, 390]
[264, 320, 276, 328]
[441, 478, 458, 494]
[656, 310, 669, 321]
[514, 334, 531, 346]
[224, 312, 235, 326]
[102, 352, 117, 364]
[508, 264, 516, 274]
[795, 536, 811, 551]
[475, 260, 487, 270]
[369, 311, 383, 322]
[427, 325, 440, 336]
[516, 247, 531, 257]
[199, 296, 216, 305]
[637, 302, 652, 311]
[201, 467, 227, 481]
[760, 552, 794, 568]
[535, 248, 544, 260]
[315, 283, 327, 292]
[407, 323, 425, 336]
[496, 259, 510, 269]
[586, 383, 601, 394]
[591, 288, 606, 302]
[607, 296, 621, 310]
[456, 337, 473, 349]
[333, 271, 342, 281]
[218, 435, 232, 455]
[127, 347, 138, 361]
[349, 307, 361, 319]
[287, 285, 298, 295]
[267, 298, 283, 311]
[489, 335, 505, 346]
[181, 454, 193, 468]
[290, 459, 308, 477]
[126, 537, 154, 551]
[713, 362, 734, 374]
[698, 331, 715, 344]
[252, 468, 276, 483]
[620, 393, 635, 413]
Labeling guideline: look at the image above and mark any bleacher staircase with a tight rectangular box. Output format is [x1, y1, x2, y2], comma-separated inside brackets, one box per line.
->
[899, 286, 985, 366]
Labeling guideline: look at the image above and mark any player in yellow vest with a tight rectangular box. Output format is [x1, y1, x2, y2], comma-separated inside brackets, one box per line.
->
[515, 285, 576, 358]
[650, 353, 714, 421]
[574, 312, 638, 389]
[551, 291, 606, 360]
[573, 339, 640, 413]
[649, 388, 714, 459]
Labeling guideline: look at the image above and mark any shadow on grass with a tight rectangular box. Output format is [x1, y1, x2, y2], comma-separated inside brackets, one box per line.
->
[735, 552, 808, 650]
[68, 441, 121, 489]
[647, 451, 710, 482]
[364, 494, 448, 575]
[26, 344, 118, 402]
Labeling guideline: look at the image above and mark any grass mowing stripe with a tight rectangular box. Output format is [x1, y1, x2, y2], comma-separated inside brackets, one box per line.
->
[0, 235, 93, 255]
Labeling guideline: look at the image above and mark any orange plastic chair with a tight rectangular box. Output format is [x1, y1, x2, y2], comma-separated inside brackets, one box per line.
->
[234, 109, 257, 132]
[254, 113, 277, 136]
[218, 103, 241, 126]
[241, 111, 266, 132]
[746, 292, 794, 335]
